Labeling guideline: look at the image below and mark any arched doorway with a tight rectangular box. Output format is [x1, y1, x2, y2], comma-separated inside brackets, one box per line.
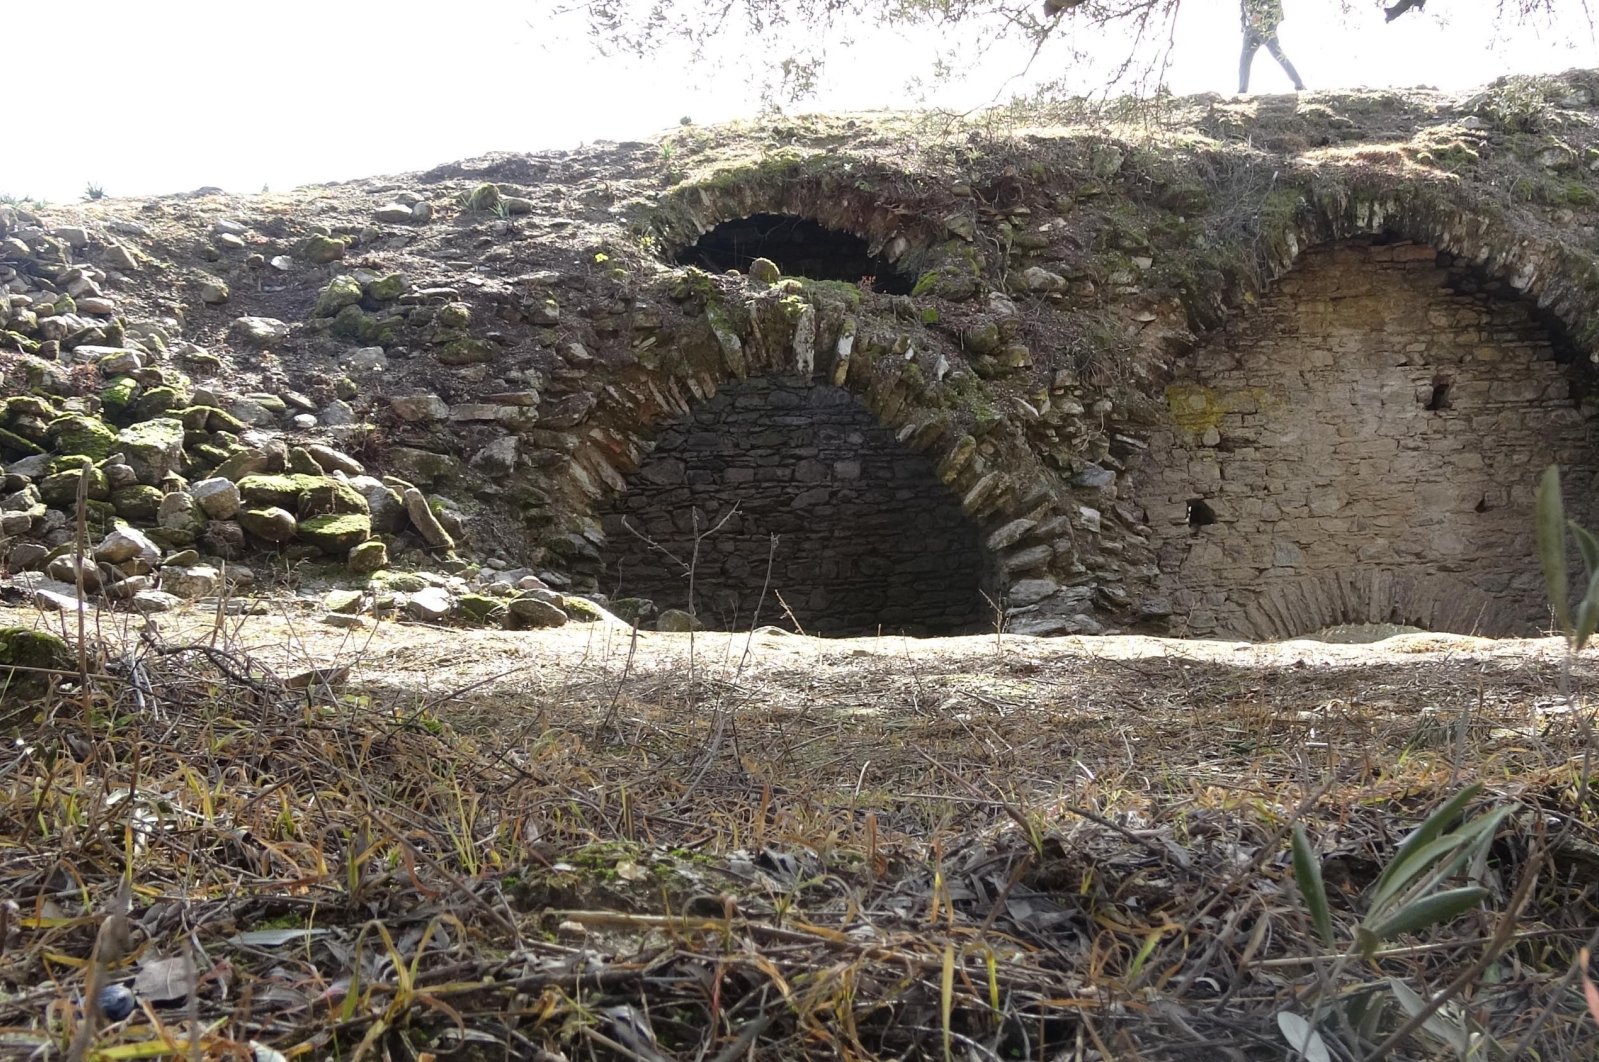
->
[596, 375, 991, 635]
[1128, 238, 1599, 639]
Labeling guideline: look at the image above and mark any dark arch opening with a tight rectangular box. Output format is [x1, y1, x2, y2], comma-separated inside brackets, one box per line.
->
[675, 214, 916, 295]
[596, 376, 991, 636]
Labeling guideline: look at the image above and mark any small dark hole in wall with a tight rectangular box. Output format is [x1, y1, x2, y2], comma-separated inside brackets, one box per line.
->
[1475, 496, 1491, 513]
[1424, 381, 1452, 411]
[1187, 498, 1217, 528]
[675, 213, 914, 294]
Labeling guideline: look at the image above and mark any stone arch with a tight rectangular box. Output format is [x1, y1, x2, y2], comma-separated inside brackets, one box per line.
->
[1213, 186, 1599, 355]
[1125, 234, 1599, 639]
[538, 280, 1086, 634]
[651, 164, 939, 289]
[1226, 569, 1509, 640]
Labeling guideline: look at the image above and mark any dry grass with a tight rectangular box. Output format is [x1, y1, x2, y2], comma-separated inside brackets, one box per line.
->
[3, 600, 1599, 1059]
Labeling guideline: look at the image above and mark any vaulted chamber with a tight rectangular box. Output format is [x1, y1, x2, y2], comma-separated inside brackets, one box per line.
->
[1127, 239, 1599, 639]
[675, 214, 915, 294]
[597, 376, 988, 635]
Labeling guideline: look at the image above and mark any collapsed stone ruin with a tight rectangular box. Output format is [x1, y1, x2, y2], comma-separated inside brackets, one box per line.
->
[6, 73, 1599, 639]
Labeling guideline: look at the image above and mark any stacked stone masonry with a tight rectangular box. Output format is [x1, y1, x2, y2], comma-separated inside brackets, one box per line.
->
[598, 376, 988, 635]
[1129, 240, 1599, 639]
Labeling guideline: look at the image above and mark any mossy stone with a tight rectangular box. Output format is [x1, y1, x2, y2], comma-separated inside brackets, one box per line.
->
[111, 484, 164, 521]
[437, 302, 472, 328]
[330, 304, 401, 345]
[347, 539, 389, 573]
[434, 337, 496, 365]
[607, 597, 655, 625]
[315, 274, 364, 316]
[0, 427, 44, 457]
[118, 417, 186, 484]
[237, 474, 368, 515]
[297, 512, 371, 554]
[463, 183, 501, 211]
[188, 442, 233, 468]
[4, 330, 40, 354]
[563, 596, 607, 623]
[962, 321, 1002, 356]
[194, 406, 247, 434]
[40, 466, 111, 507]
[365, 273, 406, 303]
[323, 588, 365, 614]
[100, 376, 141, 419]
[0, 627, 73, 704]
[136, 386, 189, 420]
[83, 501, 118, 536]
[45, 414, 117, 460]
[300, 234, 347, 264]
[371, 571, 427, 593]
[4, 395, 58, 420]
[287, 446, 324, 475]
[456, 594, 506, 625]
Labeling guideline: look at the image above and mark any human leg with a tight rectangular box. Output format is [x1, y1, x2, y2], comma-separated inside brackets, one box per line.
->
[1238, 27, 1262, 93]
[1263, 33, 1305, 90]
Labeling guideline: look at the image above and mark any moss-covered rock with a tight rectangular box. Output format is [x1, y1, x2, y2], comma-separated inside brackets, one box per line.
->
[437, 302, 472, 329]
[323, 588, 365, 614]
[434, 337, 496, 365]
[0, 427, 44, 457]
[365, 273, 406, 303]
[347, 538, 389, 573]
[39, 466, 110, 507]
[180, 405, 247, 434]
[456, 594, 506, 625]
[463, 183, 501, 211]
[370, 570, 427, 593]
[297, 512, 371, 554]
[45, 415, 117, 461]
[0, 627, 73, 707]
[299, 233, 347, 264]
[117, 417, 186, 484]
[237, 474, 369, 515]
[213, 449, 269, 481]
[330, 304, 403, 345]
[111, 484, 165, 521]
[562, 596, 607, 623]
[385, 448, 467, 489]
[100, 376, 141, 419]
[133, 385, 187, 419]
[314, 274, 364, 317]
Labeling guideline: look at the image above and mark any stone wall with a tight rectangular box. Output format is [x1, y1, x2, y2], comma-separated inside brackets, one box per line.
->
[597, 376, 989, 635]
[1127, 240, 1599, 639]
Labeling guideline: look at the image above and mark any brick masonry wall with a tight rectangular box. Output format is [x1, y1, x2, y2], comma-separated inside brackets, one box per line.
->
[1128, 240, 1599, 639]
[598, 376, 988, 635]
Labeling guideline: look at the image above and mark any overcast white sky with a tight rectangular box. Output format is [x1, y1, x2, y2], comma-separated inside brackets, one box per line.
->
[4, 0, 1596, 202]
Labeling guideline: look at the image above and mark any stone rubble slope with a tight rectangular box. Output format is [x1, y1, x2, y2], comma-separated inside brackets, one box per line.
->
[4, 71, 1599, 638]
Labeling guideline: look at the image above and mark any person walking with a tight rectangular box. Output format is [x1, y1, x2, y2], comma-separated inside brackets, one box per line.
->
[1239, 0, 1305, 94]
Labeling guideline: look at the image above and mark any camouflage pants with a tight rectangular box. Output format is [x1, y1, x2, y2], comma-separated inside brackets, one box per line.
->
[1239, 25, 1304, 93]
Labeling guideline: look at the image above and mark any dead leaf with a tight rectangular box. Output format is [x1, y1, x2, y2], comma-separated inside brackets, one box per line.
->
[132, 955, 194, 1002]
